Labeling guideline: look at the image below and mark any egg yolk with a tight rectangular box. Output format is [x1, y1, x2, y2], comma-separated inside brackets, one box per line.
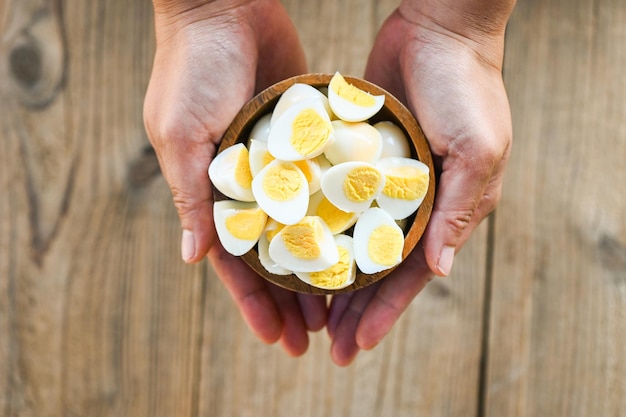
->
[233, 147, 253, 189]
[262, 163, 303, 201]
[294, 160, 313, 183]
[310, 246, 351, 288]
[225, 208, 267, 240]
[382, 166, 429, 200]
[262, 150, 275, 167]
[330, 72, 376, 107]
[266, 222, 285, 242]
[281, 217, 323, 260]
[315, 197, 355, 234]
[290, 109, 332, 156]
[368, 225, 403, 266]
[343, 166, 382, 202]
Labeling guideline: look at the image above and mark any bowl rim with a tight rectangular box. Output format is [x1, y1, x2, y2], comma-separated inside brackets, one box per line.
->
[215, 73, 435, 294]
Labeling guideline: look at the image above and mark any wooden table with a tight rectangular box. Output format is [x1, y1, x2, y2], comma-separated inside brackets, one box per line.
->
[1, 0, 625, 415]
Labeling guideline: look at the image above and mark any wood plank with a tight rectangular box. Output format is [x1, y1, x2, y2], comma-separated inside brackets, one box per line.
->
[487, 0, 626, 415]
[0, 0, 204, 416]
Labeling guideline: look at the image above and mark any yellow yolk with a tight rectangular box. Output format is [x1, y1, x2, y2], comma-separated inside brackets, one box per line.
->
[329, 72, 376, 107]
[290, 109, 333, 156]
[310, 246, 351, 288]
[234, 147, 253, 189]
[281, 218, 323, 260]
[382, 166, 429, 200]
[262, 163, 303, 201]
[294, 160, 313, 183]
[225, 208, 267, 240]
[315, 197, 355, 234]
[262, 150, 275, 167]
[343, 166, 382, 202]
[368, 225, 403, 266]
[266, 223, 285, 242]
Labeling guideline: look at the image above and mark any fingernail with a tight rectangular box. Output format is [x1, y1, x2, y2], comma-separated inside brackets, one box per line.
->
[181, 229, 196, 262]
[437, 245, 455, 276]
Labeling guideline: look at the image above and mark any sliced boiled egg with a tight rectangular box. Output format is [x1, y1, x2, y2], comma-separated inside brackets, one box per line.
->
[213, 200, 268, 256]
[208, 143, 255, 202]
[267, 98, 334, 161]
[252, 159, 309, 225]
[373, 121, 412, 159]
[376, 157, 430, 219]
[307, 190, 358, 235]
[248, 113, 272, 144]
[249, 139, 321, 195]
[268, 216, 339, 273]
[327, 72, 385, 122]
[353, 207, 404, 274]
[294, 157, 322, 195]
[271, 83, 334, 124]
[320, 161, 385, 213]
[258, 218, 286, 274]
[248, 139, 274, 177]
[295, 234, 356, 290]
[323, 120, 383, 165]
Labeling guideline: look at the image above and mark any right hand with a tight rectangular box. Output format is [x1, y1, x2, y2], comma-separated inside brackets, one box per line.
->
[143, 0, 327, 356]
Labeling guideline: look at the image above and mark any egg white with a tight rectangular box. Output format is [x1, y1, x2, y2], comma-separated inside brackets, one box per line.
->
[295, 234, 356, 290]
[307, 190, 358, 235]
[327, 72, 385, 122]
[375, 157, 430, 220]
[373, 121, 412, 159]
[320, 161, 385, 214]
[251, 159, 309, 225]
[208, 143, 255, 202]
[324, 120, 383, 165]
[271, 83, 334, 125]
[268, 216, 339, 273]
[353, 207, 404, 274]
[267, 99, 334, 161]
[248, 113, 272, 145]
[213, 200, 268, 256]
[257, 232, 292, 276]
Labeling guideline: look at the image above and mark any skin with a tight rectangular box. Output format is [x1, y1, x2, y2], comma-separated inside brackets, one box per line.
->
[144, 0, 515, 365]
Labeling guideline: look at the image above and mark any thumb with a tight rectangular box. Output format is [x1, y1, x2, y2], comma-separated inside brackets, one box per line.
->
[156, 132, 218, 264]
[421, 144, 501, 277]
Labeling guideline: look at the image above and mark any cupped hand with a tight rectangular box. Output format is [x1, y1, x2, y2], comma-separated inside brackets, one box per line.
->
[143, 0, 326, 356]
[327, 6, 513, 365]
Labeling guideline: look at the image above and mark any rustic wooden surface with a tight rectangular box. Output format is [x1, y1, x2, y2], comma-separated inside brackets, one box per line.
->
[0, 0, 624, 416]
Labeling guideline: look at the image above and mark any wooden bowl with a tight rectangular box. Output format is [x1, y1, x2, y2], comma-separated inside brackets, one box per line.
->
[215, 73, 435, 294]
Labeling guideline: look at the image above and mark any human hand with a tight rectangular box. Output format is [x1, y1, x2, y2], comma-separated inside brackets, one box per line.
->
[327, 2, 515, 365]
[143, 0, 326, 356]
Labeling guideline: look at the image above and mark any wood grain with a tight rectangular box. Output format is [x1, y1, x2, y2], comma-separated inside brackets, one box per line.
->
[486, 0, 626, 415]
[2, 0, 623, 416]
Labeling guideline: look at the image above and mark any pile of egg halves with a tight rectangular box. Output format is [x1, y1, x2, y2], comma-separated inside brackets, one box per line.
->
[209, 72, 430, 290]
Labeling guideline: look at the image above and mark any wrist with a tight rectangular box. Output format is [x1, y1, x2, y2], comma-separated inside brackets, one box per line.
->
[397, 0, 515, 69]
[151, 0, 259, 42]
[399, 0, 515, 37]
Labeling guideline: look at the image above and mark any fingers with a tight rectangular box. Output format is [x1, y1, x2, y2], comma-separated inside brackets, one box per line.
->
[328, 284, 379, 366]
[327, 250, 432, 366]
[297, 293, 328, 332]
[208, 245, 283, 344]
[354, 250, 432, 350]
